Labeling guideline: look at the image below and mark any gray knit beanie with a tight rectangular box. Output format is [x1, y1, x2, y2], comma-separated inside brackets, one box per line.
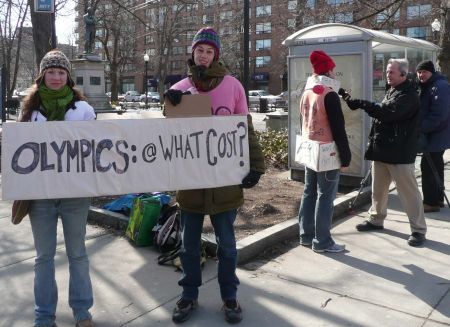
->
[39, 50, 71, 74]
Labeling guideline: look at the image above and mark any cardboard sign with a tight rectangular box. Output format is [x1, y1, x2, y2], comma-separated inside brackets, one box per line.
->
[1, 116, 249, 200]
[295, 135, 341, 172]
[165, 94, 212, 118]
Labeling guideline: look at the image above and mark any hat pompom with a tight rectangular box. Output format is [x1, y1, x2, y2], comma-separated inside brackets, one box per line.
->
[309, 50, 336, 75]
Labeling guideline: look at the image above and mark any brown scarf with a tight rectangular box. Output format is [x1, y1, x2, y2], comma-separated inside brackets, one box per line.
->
[187, 59, 229, 92]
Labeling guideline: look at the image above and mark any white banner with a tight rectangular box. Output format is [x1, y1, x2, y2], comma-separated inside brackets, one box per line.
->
[2, 116, 250, 200]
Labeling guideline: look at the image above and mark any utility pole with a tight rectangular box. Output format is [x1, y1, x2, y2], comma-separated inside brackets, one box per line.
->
[243, 0, 250, 102]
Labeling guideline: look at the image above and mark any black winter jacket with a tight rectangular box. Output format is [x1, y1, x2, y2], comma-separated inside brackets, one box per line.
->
[363, 79, 420, 164]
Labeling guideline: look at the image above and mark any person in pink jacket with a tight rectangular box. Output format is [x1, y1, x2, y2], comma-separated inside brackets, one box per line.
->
[164, 27, 265, 324]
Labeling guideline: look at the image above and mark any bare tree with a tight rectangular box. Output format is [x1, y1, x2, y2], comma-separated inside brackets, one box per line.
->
[143, 1, 192, 97]
[0, 0, 28, 99]
[27, 0, 71, 68]
[437, 0, 450, 78]
[92, 0, 136, 102]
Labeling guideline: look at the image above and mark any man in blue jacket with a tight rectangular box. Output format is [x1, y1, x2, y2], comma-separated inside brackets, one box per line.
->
[416, 60, 450, 212]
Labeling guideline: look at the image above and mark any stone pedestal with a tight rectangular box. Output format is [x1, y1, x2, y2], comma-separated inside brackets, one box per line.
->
[71, 54, 112, 112]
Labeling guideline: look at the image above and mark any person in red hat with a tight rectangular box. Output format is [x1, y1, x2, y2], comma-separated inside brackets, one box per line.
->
[298, 50, 351, 253]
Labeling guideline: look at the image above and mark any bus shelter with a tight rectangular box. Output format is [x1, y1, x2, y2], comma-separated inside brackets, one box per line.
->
[282, 23, 439, 184]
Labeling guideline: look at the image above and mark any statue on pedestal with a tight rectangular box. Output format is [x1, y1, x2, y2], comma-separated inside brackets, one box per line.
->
[84, 7, 96, 54]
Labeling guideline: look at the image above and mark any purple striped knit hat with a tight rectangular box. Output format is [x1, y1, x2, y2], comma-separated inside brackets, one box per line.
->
[192, 27, 221, 60]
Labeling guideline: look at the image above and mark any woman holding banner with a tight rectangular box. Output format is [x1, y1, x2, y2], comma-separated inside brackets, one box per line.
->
[20, 50, 96, 327]
[164, 27, 265, 324]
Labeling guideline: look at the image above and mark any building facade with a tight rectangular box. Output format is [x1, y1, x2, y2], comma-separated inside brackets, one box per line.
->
[76, 0, 441, 96]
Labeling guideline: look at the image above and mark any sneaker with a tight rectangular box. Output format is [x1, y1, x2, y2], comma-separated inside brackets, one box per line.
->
[356, 221, 384, 232]
[313, 243, 345, 253]
[424, 204, 440, 213]
[407, 232, 426, 247]
[76, 319, 93, 327]
[299, 239, 312, 246]
[172, 298, 198, 323]
[223, 299, 242, 324]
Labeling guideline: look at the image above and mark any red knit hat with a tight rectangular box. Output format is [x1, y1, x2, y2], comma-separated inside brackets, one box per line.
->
[309, 50, 336, 75]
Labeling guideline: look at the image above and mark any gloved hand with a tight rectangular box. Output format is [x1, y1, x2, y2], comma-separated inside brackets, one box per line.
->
[338, 88, 351, 101]
[240, 170, 262, 189]
[346, 99, 374, 111]
[164, 89, 191, 106]
[345, 99, 363, 110]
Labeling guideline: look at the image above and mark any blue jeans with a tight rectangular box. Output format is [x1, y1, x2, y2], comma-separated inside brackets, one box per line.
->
[299, 168, 340, 251]
[29, 198, 93, 326]
[178, 209, 239, 301]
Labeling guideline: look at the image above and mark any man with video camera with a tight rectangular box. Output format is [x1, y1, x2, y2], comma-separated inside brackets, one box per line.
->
[340, 58, 427, 247]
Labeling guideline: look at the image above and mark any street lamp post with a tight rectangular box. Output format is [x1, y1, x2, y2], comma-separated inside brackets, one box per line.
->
[144, 53, 149, 109]
[431, 18, 441, 43]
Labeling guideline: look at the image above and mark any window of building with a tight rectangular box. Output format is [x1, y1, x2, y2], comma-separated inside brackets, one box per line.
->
[203, 14, 214, 25]
[327, 0, 352, 5]
[95, 41, 102, 49]
[307, 0, 315, 8]
[186, 45, 192, 54]
[376, 9, 400, 23]
[256, 22, 271, 34]
[304, 15, 315, 26]
[147, 48, 156, 56]
[145, 35, 154, 44]
[331, 12, 353, 23]
[204, 0, 214, 8]
[256, 39, 271, 51]
[186, 30, 196, 41]
[171, 61, 183, 70]
[185, 16, 198, 24]
[220, 0, 232, 5]
[172, 46, 183, 55]
[186, 3, 198, 11]
[256, 5, 271, 17]
[220, 10, 233, 21]
[219, 26, 233, 35]
[95, 29, 104, 37]
[288, 0, 297, 11]
[406, 26, 428, 39]
[328, 12, 352, 23]
[288, 19, 296, 29]
[407, 4, 431, 20]
[256, 56, 271, 67]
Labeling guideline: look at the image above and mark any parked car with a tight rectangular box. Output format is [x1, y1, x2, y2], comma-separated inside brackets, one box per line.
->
[274, 91, 288, 109]
[124, 90, 141, 102]
[140, 91, 160, 103]
[248, 90, 282, 107]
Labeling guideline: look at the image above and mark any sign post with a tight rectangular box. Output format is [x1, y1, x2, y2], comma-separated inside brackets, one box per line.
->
[1, 65, 5, 123]
[34, 0, 56, 48]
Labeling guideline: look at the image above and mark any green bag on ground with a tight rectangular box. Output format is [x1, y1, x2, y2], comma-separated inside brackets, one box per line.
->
[126, 197, 161, 246]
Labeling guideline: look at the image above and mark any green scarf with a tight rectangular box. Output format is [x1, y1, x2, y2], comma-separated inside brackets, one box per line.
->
[38, 85, 74, 121]
[187, 59, 229, 92]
